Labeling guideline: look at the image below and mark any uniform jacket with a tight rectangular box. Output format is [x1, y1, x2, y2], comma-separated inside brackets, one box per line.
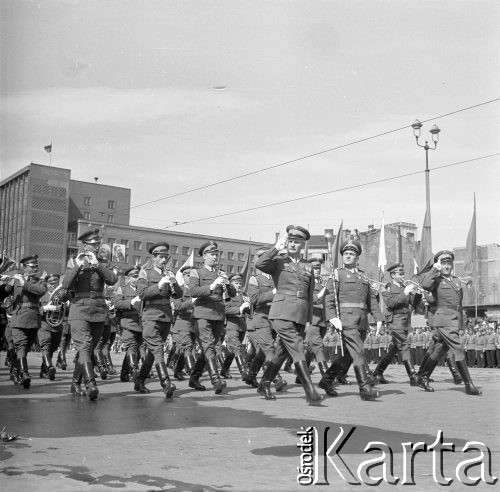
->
[382, 280, 421, 331]
[189, 266, 236, 321]
[255, 247, 314, 325]
[171, 284, 195, 333]
[247, 272, 274, 330]
[310, 278, 327, 327]
[6, 274, 47, 329]
[421, 267, 463, 328]
[137, 265, 182, 322]
[39, 288, 64, 333]
[485, 333, 496, 351]
[324, 267, 383, 330]
[114, 283, 142, 332]
[63, 258, 117, 322]
[469, 334, 477, 351]
[476, 334, 486, 351]
[225, 293, 248, 332]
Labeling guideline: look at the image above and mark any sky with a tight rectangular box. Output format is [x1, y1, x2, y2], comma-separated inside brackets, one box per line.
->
[1, 0, 499, 252]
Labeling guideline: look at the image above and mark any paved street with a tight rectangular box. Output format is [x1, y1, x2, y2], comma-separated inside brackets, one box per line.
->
[1, 352, 499, 492]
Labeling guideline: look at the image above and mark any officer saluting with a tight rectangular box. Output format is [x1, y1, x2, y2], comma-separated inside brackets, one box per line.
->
[255, 225, 322, 405]
[62, 229, 117, 400]
[137, 242, 183, 397]
[5, 255, 47, 388]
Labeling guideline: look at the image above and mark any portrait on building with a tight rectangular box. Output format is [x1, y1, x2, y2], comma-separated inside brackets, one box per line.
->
[112, 243, 126, 263]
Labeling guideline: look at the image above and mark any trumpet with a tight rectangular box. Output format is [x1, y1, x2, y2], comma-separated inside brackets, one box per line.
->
[402, 278, 424, 294]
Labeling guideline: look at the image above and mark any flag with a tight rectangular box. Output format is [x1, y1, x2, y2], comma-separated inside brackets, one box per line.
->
[463, 194, 477, 275]
[241, 243, 253, 293]
[175, 251, 194, 286]
[330, 220, 343, 270]
[377, 214, 387, 273]
[44, 143, 52, 153]
[413, 258, 419, 276]
[417, 207, 433, 275]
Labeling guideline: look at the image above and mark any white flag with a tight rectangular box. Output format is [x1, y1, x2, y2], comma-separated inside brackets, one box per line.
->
[377, 214, 387, 271]
[175, 251, 194, 286]
[413, 258, 419, 275]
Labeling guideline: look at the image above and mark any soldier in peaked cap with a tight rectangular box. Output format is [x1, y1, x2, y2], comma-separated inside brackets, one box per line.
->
[418, 250, 481, 395]
[322, 238, 384, 401]
[5, 254, 47, 388]
[370, 262, 422, 386]
[255, 225, 322, 405]
[189, 240, 237, 394]
[136, 241, 183, 397]
[62, 228, 117, 400]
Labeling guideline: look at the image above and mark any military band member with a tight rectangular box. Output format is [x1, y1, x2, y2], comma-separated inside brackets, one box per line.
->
[418, 250, 481, 395]
[5, 255, 47, 388]
[62, 229, 117, 400]
[221, 273, 251, 379]
[255, 225, 322, 405]
[136, 242, 183, 397]
[113, 266, 144, 387]
[189, 241, 237, 394]
[371, 263, 422, 385]
[323, 239, 383, 401]
[485, 327, 496, 368]
[170, 266, 206, 391]
[38, 274, 66, 381]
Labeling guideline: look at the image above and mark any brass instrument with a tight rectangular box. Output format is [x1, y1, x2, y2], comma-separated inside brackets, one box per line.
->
[459, 276, 473, 287]
[215, 250, 231, 301]
[402, 278, 424, 294]
[45, 285, 65, 328]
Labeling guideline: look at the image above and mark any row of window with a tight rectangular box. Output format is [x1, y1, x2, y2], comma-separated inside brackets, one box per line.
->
[84, 197, 115, 209]
[84, 211, 114, 223]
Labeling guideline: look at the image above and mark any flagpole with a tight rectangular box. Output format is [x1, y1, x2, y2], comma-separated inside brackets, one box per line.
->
[49, 141, 52, 166]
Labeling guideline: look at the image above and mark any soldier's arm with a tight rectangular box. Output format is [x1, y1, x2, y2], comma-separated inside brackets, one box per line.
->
[24, 277, 47, 296]
[368, 286, 384, 323]
[113, 287, 132, 311]
[96, 263, 117, 286]
[307, 268, 314, 324]
[381, 289, 408, 309]
[225, 298, 241, 317]
[255, 247, 278, 274]
[137, 270, 161, 300]
[188, 269, 212, 298]
[248, 276, 274, 307]
[170, 282, 184, 299]
[62, 260, 80, 290]
[420, 267, 441, 291]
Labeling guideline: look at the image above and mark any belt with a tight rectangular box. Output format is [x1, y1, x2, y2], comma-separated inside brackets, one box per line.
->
[19, 302, 38, 308]
[73, 292, 104, 299]
[339, 302, 367, 309]
[144, 300, 170, 307]
[276, 290, 306, 299]
[438, 305, 463, 312]
[392, 309, 409, 314]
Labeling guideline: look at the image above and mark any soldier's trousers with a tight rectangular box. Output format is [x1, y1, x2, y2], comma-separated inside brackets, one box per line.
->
[195, 319, 224, 360]
[337, 327, 367, 367]
[427, 325, 466, 362]
[142, 319, 171, 364]
[38, 323, 62, 359]
[71, 320, 104, 363]
[475, 351, 484, 368]
[246, 326, 275, 362]
[486, 350, 496, 368]
[269, 319, 307, 363]
[390, 329, 411, 362]
[225, 326, 245, 356]
[120, 328, 143, 357]
[11, 327, 38, 358]
[305, 324, 327, 362]
[95, 324, 111, 357]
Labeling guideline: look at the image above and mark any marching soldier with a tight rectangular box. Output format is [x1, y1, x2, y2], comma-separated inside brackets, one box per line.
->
[485, 327, 496, 368]
[322, 239, 383, 401]
[189, 241, 237, 394]
[5, 255, 47, 388]
[221, 273, 251, 379]
[62, 229, 117, 400]
[136, 242, 183, 397]
[255, 225, 322, 405]
[371, 263, 422, 385]
[418, 250, 481, 395]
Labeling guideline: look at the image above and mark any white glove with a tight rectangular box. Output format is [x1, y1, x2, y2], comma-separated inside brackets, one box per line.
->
[317, 287, 327, 300]
[210, 277, 225, 290]
[274, 233, 288, 251]
[376, 321, 383, 335]
[87, 252, 99, 266]
[330, 317, 342, 331]
[404, 284, 415, 296]
[75, 254, 85, 267]
[239, 301, 251, 314]
[433, 260, 442, 271]
[43, 304, 58, 312]
[272, 288, 277, 295]
[131, 295, 141, 309]
[158, 276, 170, 288]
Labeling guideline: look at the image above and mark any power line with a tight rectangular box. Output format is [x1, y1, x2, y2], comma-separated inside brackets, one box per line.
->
[124, 97, 499, 212]
[162, 153, 499, 229]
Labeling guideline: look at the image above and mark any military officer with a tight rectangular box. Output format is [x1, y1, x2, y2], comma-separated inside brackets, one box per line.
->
[62, 229, 117, 400]
[189, 241, 237, 394]
[418, 250, 481, 395]
[371, 263, 422, 385]
[136, 242, 183, 397]
[5, 255, 47, 388]
[255, 225, 322, 405]
[322, 239, 383, 401]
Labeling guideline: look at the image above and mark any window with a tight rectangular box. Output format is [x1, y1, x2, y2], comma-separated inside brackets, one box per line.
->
[227, 252, 234, 261]
[84, 196, 92, 206]
[147, 242, 154, 252]
[195, 261, 202, 268]
[227, 265, 234, 273]
[124, 252, 129, 263]
[108, 200, 115, 209]
[107, 214, 114, 223]
[133, 241, 142, 250]
[121, 239, 129, 247]
[182, 246, 190, 256]
[84, 211, 91, 220]
[133, 255, 142, 265]
[238, 253, 245, 262]
[172, 259, 179, 268]
[194, 248, 199, 256]
[108, 237, 115, 245]
[171, 245, 178, 254]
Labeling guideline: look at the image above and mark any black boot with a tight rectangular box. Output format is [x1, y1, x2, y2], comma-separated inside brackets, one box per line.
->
[295, 360, 322, 406]
[455, 360, 482, 395]
[56, 351, 63, 369]
[403, 360, 418, 386]
[317, 361, 338, 396]
[220, 352, 234, 379]
[128, 352, 140, 380]
[372, 349, 396, 385]
[416, 356, 438, 392]
[234, 354, 248, 380]
[419, 350, 434, 381]
[156, 361, 176, 398]
[10, 357, 21, 385]
[257, 362, 280, 400]
[43, 354, 56, 381]
[283, 355, 293, 373]
[188, 354, 206, 391]
[104, 354, 116, 375]
[120, 355, 131, 382]
[39, 361, 47, 379]
[273, 372, 288, 392]
[354, 364, 379, 401]
[207, 357, 227, 394]
[244, 350, 264, 388]
[165, 344, 177, 369]
[70, 362, 86, 396]
[20, 357, 31, 389]
[6, 348, 16, 368]
[134, 351, 153, 394]
[446, 355, 463, 385]
[173, 352, 186, 381]
[94, 352, 108, 380]
[81, 361, 99, 401]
